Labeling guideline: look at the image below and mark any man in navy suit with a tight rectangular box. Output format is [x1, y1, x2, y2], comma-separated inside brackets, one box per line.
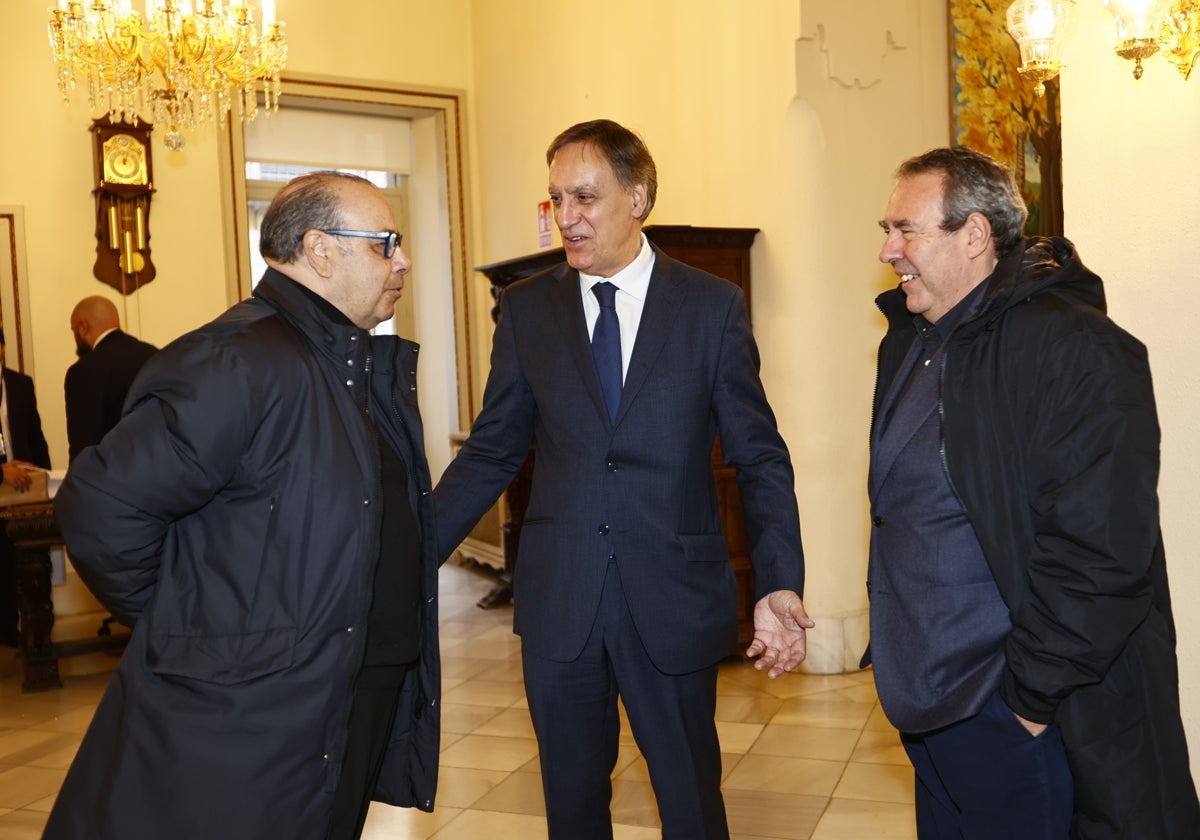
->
[0, 328, 52, 646]
[435, 119, 810, 839]
[65, 296, 157, 462]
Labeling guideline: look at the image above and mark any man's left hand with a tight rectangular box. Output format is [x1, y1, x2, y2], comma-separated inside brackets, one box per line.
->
[745, 590, 814, 678]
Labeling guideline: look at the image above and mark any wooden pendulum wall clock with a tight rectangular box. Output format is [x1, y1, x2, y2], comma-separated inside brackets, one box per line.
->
[91, 117, 156, 293]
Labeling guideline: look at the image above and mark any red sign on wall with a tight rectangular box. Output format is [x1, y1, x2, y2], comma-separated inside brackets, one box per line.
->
[538, 200, 553, 249]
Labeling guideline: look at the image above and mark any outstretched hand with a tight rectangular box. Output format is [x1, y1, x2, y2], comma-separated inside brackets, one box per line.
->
[745, 590, 814, 678]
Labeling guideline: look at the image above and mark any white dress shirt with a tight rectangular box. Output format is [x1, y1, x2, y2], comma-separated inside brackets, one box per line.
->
[578, 234, 655, 383]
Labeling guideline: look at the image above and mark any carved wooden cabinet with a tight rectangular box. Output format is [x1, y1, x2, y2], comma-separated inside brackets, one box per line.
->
[474, 225, 760, 647]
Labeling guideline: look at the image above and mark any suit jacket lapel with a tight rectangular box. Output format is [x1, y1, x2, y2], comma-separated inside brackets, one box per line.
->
[617, 249, 684, 426]
[870, 342, 938, 498]
[553, 264, 614, 425]
[554, 247, 685, 429]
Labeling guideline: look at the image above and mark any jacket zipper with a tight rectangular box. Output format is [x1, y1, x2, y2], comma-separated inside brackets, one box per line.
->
[937, 351, 969, 508]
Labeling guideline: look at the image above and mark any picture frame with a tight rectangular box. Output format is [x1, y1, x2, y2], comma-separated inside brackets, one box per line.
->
[0, 206, 36, 375]
[948, 0, 1065, 236]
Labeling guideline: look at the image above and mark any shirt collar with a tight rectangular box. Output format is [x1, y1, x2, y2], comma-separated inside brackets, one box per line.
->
[92, 327, 118, 348]
[579, 234, 653, 301]
[913, 281, 986, 344]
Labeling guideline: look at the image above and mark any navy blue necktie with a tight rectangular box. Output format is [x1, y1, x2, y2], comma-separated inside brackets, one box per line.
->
[591, 282, 622, 423]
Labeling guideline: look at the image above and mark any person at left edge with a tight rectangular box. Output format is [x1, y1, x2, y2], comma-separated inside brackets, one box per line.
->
[0, 328, 51, 649]
[43, 171, 441, 840]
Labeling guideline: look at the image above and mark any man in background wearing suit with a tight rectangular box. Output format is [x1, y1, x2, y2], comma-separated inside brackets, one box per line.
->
[0, 328, 52, 646]
[434, 119, 811, 839]
[65, 296, 157, 462]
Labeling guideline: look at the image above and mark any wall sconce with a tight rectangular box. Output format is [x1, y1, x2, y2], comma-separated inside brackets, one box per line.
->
[1006, 0, 1079, 96]
[1108, 0, 1200, 80]
[1103, 0, 1172, 78]
[1008, 0, 1199, 93]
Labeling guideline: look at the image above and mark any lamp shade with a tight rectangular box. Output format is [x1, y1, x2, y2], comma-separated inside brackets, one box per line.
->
[1006, 0, 1079, 95]
[1102, 0, 1173, 77]
[1102, 0, 1174, 41]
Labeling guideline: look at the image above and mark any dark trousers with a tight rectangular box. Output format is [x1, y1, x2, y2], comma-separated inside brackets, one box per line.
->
[325, 682, 402, 840]
[902, 689, 1073, 840]
[522, 561, 728, 840]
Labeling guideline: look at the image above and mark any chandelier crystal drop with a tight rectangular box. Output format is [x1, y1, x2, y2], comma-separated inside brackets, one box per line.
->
[47, 0, 288, 151]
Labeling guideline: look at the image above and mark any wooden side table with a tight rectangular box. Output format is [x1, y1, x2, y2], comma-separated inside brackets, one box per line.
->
[2, 501, 63, 692]
[2, 500, 130, 692]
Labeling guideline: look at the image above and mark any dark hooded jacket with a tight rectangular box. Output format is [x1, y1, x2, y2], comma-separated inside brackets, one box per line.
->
[44, 269, 441, 840]
[873, 237, 1199, 839]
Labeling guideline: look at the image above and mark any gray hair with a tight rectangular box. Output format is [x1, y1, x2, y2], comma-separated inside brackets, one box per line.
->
[897, 147, 1028, 257]
[259, 171, 376, 264]
[547, 119, 658, 221]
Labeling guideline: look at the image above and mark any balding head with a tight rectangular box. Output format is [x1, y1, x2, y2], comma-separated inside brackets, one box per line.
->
[70, 296, 122, 355]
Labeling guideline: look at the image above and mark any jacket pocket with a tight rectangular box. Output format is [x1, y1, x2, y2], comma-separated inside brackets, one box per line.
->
[148, 626, 296, 685]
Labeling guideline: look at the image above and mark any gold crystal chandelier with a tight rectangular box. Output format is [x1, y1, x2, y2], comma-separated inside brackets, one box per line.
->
[48, 0, 288, 151]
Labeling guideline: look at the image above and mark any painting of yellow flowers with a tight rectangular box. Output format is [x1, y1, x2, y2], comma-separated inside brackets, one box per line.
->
[949, 0, 1064, 236]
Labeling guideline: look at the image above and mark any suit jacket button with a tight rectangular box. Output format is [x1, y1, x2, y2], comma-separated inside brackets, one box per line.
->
[872, 515, 884, 527]
[598, 524, 610, 535]
[606, 460, 617, 472]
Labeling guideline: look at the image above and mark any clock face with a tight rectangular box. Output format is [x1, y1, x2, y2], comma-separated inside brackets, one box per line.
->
[111, 151, 138, 178]
[102, 134, 148, 186]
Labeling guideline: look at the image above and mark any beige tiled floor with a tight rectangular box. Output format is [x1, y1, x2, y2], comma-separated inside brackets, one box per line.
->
[0, 563, 917, 840]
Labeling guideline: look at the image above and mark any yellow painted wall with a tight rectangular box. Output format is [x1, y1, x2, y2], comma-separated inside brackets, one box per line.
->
[4, 0, 1200, 772]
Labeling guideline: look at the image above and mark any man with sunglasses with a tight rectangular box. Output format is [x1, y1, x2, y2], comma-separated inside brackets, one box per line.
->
[45, 171, 441, 840]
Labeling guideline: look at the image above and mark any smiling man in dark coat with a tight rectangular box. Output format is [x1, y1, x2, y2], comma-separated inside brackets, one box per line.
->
[869, 146, 1199, 839]
[44, 171, 441, 840]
